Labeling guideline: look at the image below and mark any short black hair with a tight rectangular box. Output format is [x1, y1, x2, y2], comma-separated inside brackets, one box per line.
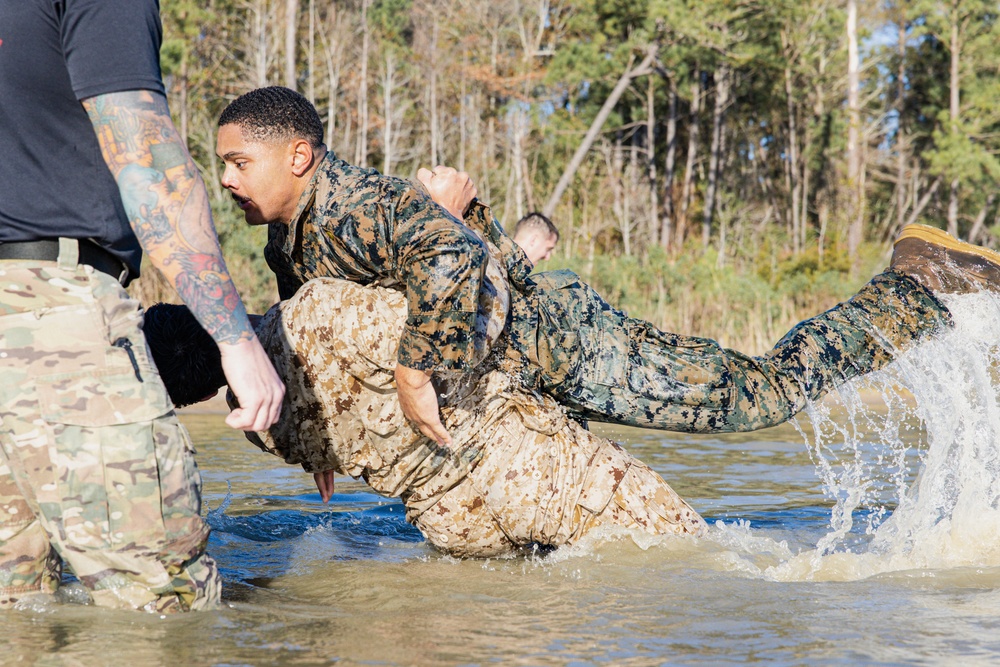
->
[514, 212, 559, 240]
[144, 304, 228, 407]
[218, 86, 325, 148]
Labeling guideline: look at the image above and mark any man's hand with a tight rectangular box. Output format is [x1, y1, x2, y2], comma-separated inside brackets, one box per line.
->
[219, 337, 285, 432]
[416, 165, 477, 219]
[314, 470, 335, 503]
[395, 364, 452, 447]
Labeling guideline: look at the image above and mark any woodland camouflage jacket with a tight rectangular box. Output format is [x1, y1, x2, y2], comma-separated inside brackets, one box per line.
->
[264, 151, 533, 374]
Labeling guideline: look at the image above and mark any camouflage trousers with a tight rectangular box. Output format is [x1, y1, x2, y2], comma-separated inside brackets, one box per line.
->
[0, 250, 220, 612]
[507, 269, 951, 432]
[410, 373, 706, 558]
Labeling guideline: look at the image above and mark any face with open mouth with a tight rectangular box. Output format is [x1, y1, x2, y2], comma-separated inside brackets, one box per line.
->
[216, 123, 302, 227]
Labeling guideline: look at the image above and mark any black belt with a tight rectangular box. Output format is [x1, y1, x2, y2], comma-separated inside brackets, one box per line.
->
[0, 239, 128, 282]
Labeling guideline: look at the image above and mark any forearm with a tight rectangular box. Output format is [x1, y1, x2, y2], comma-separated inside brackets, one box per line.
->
[83, 90, 253, 345]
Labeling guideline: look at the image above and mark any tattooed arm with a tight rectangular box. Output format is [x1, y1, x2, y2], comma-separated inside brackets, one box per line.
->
[83, 89, 284, 432]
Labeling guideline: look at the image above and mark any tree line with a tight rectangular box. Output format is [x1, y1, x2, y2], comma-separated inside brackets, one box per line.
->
[139, 0, 1000, 352]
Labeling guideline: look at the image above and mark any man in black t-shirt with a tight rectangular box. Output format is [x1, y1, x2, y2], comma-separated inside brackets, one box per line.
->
[0, 1, 284, 612]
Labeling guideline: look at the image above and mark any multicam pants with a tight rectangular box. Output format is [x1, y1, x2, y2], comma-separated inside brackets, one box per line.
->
[514, 269, 952, 433]
[0, 246, 219, 612]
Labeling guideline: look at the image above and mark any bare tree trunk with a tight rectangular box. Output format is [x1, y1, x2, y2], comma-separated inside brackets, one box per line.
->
[382, 53, 395, 175]
[703, 65, 729, 248]
[319, 5, 343, 147]
[542, 47, 657, 218]
[660, 75, 678, 249]
[355, 0, 370, 167]
[782, 31, 801, 253]
[678, 65, 701, 248]
[523, 153, 536, 212]
[606, 139, 629, 257]
[201, 116, 225, 201]
[717, 207, 727, 267]
[511, 107, 526, 221]
[818, 197, 829, 261]
[754, 139, 785, 230]
[808, 52, 828, 260]
[799, 130, 809, 251]
[968, 194, 996, 244]
[647, 75, 659, 249]
[895, 12, 907, 235]
[846, 0, 863, 262]
[947, 6, 960, 236]
[904, 177, 942, 228]
[459, 50, 467, 171]
[254, 0, 268, 87]
[429, 18, 440, 166]
[179, 48, 189, 148]
[308, 0, 315, 103]
[285, 0, 299, 90]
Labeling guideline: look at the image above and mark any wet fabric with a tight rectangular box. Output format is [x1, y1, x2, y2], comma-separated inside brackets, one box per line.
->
[513, 269, 953, 432]
[265, 153, 511, 372]
[264, 156, 953, 433]
[0, 261, 219, 612]
[247, 279, 705, 556]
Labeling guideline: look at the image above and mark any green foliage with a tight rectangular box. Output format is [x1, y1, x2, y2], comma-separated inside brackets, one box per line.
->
[148, 0, 1000, 339]
[540, 231, 875, 352]
[211, 199, 278, 314]
[927, 116, 1000, 185]
[370, 0, 415, 49]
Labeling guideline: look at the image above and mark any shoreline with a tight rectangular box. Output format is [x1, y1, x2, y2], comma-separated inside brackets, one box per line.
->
[177, 385, 915, 417]
[176, 393, 231, 415]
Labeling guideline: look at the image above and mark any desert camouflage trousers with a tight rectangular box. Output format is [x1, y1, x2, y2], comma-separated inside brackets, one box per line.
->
[0, 252, 220, 612]
[505, 269, 951, 432]
[410, 373, 706, 557]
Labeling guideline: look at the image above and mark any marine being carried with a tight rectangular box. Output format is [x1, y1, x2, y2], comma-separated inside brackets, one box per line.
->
[146, 220, 1000, 557]
[173, 85, 1000, 556]
[145, 280, 706, 557]
[214, 86, 1000, 448]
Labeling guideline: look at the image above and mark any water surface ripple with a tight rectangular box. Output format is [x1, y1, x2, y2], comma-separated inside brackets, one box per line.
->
[7, 292, 1000, 665]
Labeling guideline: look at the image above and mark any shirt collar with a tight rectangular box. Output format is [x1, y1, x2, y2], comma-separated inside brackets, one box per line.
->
[282, 151, 335, 257]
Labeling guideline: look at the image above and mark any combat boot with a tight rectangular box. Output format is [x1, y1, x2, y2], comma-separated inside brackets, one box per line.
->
[891, 223, 1000, 294]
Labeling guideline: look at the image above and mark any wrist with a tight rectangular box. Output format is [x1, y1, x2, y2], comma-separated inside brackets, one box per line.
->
[395, 364, 433, 388]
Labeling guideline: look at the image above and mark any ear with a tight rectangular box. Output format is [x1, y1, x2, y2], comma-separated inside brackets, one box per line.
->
[290, 138, 315, 177]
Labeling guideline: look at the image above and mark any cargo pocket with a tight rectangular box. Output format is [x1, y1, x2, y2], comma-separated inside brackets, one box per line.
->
[535, 329, 581, 386]
[465, 413, 551, 545]
[152, 417, 209, 561]
[579, 312, 629, 388]
[626, 325, 734, 410]
[37, 367, 174, 550]
[576, 440, 633, 515]
[533, 271, 613, 389]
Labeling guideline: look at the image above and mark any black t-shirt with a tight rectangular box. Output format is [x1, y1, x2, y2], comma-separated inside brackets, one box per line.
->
[0, 0, 166, 283]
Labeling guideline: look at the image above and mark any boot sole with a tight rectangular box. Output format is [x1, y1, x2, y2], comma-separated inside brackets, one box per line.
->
[895, 223, 1000, 269]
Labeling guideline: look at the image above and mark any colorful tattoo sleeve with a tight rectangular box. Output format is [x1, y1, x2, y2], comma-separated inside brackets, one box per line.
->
[83, 90, 253, 345]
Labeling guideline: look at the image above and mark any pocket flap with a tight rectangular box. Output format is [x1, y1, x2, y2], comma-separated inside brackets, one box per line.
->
[39, 369, 172, 426]
[531, 269, 582, 291]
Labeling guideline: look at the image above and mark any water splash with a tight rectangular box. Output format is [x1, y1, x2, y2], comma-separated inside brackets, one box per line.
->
[768, 289, 1000, 580]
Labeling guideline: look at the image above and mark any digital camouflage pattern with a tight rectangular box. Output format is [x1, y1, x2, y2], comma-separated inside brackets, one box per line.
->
[247, 279, 705, 556]
[515, 269, 953, 432]
[265, 151, 514, 372]
[264, 153, 954, 434]
[0, 259, 219, 612]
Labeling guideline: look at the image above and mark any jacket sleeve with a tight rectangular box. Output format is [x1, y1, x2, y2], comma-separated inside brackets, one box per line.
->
[389, 188, 489, 372]
[462, 200, 535, 289]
